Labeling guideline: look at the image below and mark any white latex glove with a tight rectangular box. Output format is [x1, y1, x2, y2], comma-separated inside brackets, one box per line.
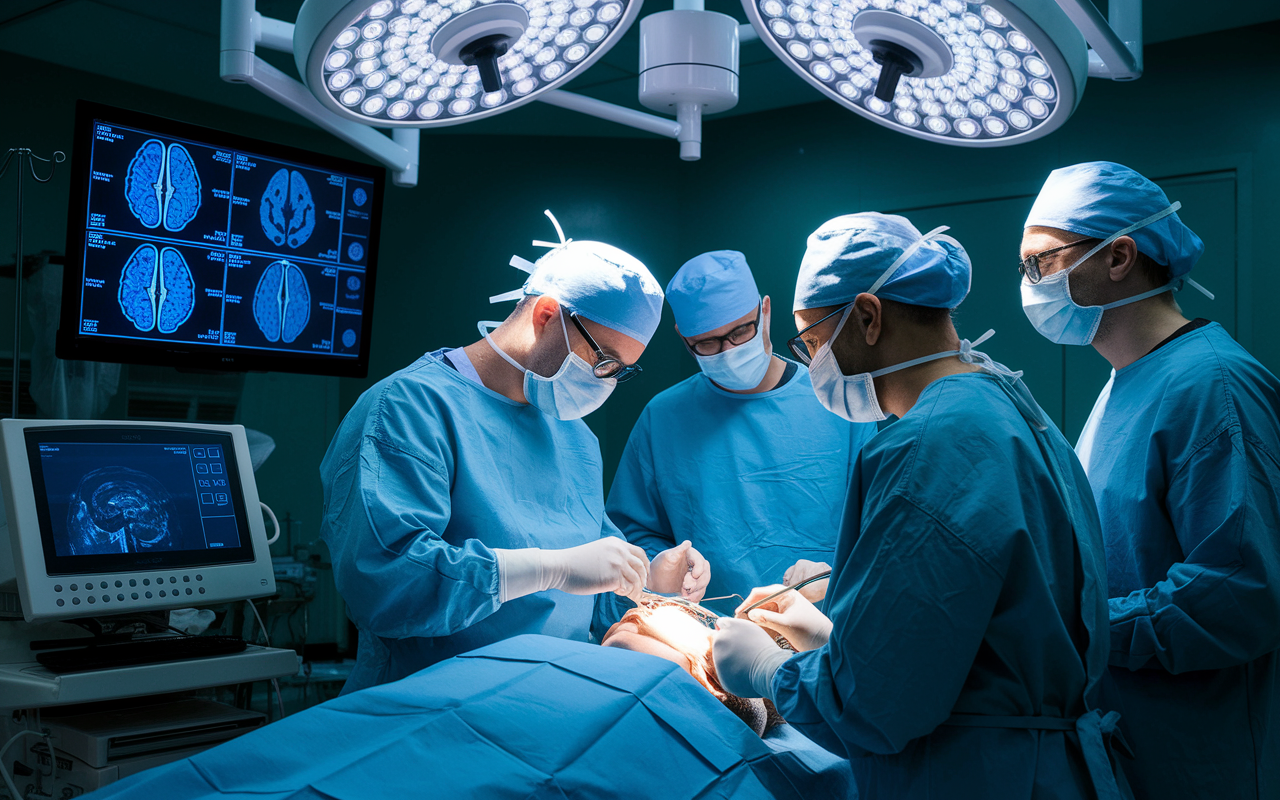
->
[541, 537, 650, 603]
[736, 584, 833, 652]
[646, 540, 711, 601]
[782, 559, 831, 603]
[712, 617, 792, 700]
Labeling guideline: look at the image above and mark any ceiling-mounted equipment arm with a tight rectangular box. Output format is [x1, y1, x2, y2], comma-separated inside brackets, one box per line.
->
[1054, 0, 1142, 80]
[219, 0, 420, 186]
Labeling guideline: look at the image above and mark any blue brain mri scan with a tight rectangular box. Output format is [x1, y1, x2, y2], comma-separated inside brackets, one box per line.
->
[124, 139, 202, 232]
[118, 244, 196, 334]
[260, 168, 316, 249]
[254, 259, 311, 344]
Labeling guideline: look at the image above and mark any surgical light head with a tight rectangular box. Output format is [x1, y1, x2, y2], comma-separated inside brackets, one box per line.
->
[742, 0, 1088, 146]
[666, 251, 760, 338]
[294, 0, 645, 127]
[1025, 161, 1205, 279]
[794, 212, 971, 312]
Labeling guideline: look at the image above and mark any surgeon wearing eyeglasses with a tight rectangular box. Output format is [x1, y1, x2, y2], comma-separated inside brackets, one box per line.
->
[711, 213, 1129, 800]
[319, 231, 706, 694]
[607, 251, 875, 615]
[1020, 162, 1280, 800]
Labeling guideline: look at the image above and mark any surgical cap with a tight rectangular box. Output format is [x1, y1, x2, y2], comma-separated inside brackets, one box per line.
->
[1025, 161, 1204, 278]
[793, 212, 971, 311]
[666, 251, 760, 337]
[517, 240, 665, 346]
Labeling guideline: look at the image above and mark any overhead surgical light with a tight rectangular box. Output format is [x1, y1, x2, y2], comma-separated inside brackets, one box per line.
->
[739, 0, 1143, 147]
[292, 0, 644, 127]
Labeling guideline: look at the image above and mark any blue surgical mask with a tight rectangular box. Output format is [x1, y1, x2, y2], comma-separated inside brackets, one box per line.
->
[479, 314, 616, 420]
[1021, 202, 1212, 346]
[695, 309, 772, 391]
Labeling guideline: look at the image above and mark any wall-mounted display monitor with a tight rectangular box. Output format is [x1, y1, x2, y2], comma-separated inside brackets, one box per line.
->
[58, 101, 385, 377]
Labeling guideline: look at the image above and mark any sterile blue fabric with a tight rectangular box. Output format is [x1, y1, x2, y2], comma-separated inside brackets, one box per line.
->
[794, 213, 971, 311]
[667, 251, 761, 337]
[608, 364, 876, 616]
[83, 636, 856, 800]
[512, 240, 665, 345]
[1024, 161, 1204, 278]
[318, 349, 621, 694]
[1075, 322, 1280, 800]
[771, 371, 1130, 799]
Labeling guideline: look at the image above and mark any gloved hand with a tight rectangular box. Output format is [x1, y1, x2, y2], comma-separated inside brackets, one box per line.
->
[782, 559, 831, 602]
[712, 618, 792, 701]
[736, 585, 833, 652]
[540, 537, 650, 603]
[646, 540, 711, 601]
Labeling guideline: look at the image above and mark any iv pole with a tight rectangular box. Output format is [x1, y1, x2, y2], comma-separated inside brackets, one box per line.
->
[0, 148, 64, 419]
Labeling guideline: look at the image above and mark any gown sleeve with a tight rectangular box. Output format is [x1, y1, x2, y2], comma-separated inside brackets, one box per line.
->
[771, 492, 1003, 758]
[322, 426, 503, 641]
[1108, 426, 1280, 672]
[605, 408, 677, 560]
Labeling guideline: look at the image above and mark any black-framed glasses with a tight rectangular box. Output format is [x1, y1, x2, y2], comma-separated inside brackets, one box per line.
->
[568, 312, 642, 382]
[786, 303, 853, 366]
[1017, 238, 1098, 284]
[684, 306, 762, 357]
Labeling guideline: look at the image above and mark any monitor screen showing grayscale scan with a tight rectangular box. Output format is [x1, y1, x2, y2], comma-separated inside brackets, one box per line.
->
[58, 101, 385, 378]
[0, 420, 276, 624]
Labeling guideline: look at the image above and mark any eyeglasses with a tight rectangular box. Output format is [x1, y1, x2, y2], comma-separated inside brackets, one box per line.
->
[568, 312, 642, 382]
[1017, 238, 1097, 284]
[786, 303, 853, 366]
[684, 306, 761, 357]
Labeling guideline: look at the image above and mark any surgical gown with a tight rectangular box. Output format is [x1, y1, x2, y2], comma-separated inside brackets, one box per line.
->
[319, 349, 618, 694]
[772, 372, 1128, 800]
[1075, 322, 1280, 800]
[607, 365, 873, 614]
[83, 636, 855, 800]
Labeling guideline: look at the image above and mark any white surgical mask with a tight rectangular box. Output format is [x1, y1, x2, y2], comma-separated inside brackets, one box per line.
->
[809, 307, 1007, 422]
[695, 307, 772, 391]
[479, 314, 616, 420]
[1021, 202, 1213, 346]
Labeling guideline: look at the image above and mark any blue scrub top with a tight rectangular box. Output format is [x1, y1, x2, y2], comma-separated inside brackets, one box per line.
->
[1076, 322, 1280, 800]
[773, 372, 1126, 800]
[319, 349, 618, 693]
[607, 362, 874, 614]
[82, 636, 856, 800]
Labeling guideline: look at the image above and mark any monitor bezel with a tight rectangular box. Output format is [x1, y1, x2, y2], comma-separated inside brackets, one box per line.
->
[57, 100, 385, 379]
[25, 426, 256, 576]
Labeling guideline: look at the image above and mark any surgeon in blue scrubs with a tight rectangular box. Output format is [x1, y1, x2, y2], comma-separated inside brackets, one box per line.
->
[320, 228, 710, 694]
[712, 213, 1130, 800]
[607, 251, 875, 614]
[1021, 162, 1280, 800]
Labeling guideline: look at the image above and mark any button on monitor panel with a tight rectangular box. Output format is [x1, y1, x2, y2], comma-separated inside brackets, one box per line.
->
[59, 102, 384, 378]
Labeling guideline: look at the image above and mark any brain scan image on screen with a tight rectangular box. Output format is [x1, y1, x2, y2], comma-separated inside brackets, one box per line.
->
[260, 168, 316, 249]
[347, 241, 364, 261]
[66, 466, 182, 555]
[342, 329, 356, 348]
[352, 187, 367, 207]
[118, 243, 196, 334]
[347, 276, 361, 291]
[124, 139, 202, 232]
[254, 259, 311, 343]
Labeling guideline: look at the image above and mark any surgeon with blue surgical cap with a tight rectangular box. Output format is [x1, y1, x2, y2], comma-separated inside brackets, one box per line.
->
[320, 213, 702, 694]
[1022, 162, 1280, 800]
[607, 251, 876, 615]
[712, 212, 1131, 800]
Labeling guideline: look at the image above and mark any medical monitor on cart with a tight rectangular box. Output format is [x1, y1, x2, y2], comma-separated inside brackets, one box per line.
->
[0, 419, 276, 624]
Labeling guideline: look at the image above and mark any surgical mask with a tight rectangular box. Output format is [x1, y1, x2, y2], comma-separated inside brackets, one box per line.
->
[1021, 202, 1213, 346]
[478, 315, 616, 420]
[695, 311, 772, 391]
[809, 307, 1008, 422]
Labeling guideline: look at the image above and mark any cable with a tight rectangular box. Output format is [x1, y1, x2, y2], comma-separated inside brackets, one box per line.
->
[246, 599, 286, 721]
[261, 501, 280, 546]
[0, 729, 48, 800]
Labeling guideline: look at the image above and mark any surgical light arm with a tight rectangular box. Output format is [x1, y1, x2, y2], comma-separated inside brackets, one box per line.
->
[1054, 0, 1142, 80]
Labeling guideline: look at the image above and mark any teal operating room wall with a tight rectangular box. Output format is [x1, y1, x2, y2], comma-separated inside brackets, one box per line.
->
[681, 21, 1277, 443]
